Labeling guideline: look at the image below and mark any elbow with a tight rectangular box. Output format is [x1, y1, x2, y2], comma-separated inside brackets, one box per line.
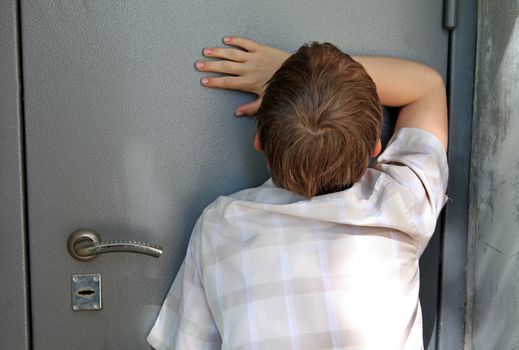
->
[426, 67, 446, 92]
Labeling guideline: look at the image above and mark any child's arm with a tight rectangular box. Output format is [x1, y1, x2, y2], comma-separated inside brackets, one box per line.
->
[196, 36, 447, 149]
[353, 56, 448, 149]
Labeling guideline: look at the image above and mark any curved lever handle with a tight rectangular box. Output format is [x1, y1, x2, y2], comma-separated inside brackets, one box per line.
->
[68, 229, 162, 261]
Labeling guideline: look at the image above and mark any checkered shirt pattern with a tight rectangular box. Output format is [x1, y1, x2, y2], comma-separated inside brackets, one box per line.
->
[148, 128, 449, 350]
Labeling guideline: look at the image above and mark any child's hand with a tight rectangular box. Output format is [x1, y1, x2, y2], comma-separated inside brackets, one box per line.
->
[195, 36, 290, 117]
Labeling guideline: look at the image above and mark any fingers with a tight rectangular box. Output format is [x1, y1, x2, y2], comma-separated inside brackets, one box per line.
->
[203, 47, 247, 62]
[196, 36, 263, 96]
[195, 60, 243, 75]
[200, 76, 244, 91]
[222, 36, 259, 52]
[235, 98, 262, 117]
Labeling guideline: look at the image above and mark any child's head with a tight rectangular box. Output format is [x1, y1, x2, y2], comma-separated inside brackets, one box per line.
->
[255, 42, 383, 198]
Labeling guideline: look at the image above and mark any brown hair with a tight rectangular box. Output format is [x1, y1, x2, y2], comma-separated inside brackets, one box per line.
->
[256, 42, 382, 198]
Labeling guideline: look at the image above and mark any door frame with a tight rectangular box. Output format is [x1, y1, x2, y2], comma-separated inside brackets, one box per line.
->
[436, 0, 477, 349]
[0, 0, 31, 349]
[0, 0, 477, 349]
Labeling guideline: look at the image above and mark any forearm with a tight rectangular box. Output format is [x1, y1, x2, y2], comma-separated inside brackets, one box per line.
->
[353, 56, 448, 149]
[352, 56, 443, 107]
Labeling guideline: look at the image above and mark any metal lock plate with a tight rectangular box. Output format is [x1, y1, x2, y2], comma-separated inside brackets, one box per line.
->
[71, 274, 102, 311]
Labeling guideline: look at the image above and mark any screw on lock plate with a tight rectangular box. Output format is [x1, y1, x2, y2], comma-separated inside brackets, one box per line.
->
[71, 274, 101, 311]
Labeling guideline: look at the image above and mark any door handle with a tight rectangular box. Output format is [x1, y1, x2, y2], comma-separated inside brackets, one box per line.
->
[67, 229, 163, 261]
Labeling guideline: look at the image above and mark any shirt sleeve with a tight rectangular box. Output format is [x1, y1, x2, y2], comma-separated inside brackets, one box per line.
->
[147, 221, 222, 350]
[374, 128, 449, 246]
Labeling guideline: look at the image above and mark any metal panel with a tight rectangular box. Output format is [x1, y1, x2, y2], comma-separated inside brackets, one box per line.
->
[465, 0, 519, 349]
[437, 0, 477, 348]
[21, 1, 448, 348]
[0, 0, 31, 349]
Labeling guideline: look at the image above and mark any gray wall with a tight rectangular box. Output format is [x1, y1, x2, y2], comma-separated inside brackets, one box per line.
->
[466, 1, 519, 349]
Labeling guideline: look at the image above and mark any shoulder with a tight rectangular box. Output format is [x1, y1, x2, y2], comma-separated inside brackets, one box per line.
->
[370, 127, 449, 244]
[377, 127, 448, 170]
[191, 179, 296, 230]
[375, 128, 448, 192]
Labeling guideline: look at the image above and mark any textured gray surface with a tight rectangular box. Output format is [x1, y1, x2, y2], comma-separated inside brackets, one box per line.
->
[466, 1, 519, 349]
[21, 1, 448, 348]
[0, 0, 30, 349]
[437, 0, 477, 348]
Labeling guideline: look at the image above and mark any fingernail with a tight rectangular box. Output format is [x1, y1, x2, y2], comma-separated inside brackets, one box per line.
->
[204, 48, 212, 55]
[223, 37, 231, 43]
[201, 78, 209, 85]
[235, 111, 244, 117]
[196, 62, 204, 69]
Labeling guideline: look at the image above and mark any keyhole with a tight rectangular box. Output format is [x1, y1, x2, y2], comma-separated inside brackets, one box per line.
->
[77, 289, 95, 296]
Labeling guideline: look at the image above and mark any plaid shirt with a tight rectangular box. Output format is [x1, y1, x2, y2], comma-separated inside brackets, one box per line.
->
[148, 128, 449, 350]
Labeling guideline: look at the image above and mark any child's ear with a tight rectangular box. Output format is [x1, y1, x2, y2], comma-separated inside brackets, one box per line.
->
[371, 139, 382, 158]
[253, 133, 263, 153]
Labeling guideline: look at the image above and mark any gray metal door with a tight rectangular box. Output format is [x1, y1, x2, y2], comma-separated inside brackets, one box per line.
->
[22, 1, 448, 349]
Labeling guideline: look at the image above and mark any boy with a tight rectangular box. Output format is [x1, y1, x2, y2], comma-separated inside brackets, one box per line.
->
[148, 37, 448, 349]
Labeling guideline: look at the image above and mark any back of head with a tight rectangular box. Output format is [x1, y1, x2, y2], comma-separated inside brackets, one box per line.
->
[256, 42, 383, 198]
